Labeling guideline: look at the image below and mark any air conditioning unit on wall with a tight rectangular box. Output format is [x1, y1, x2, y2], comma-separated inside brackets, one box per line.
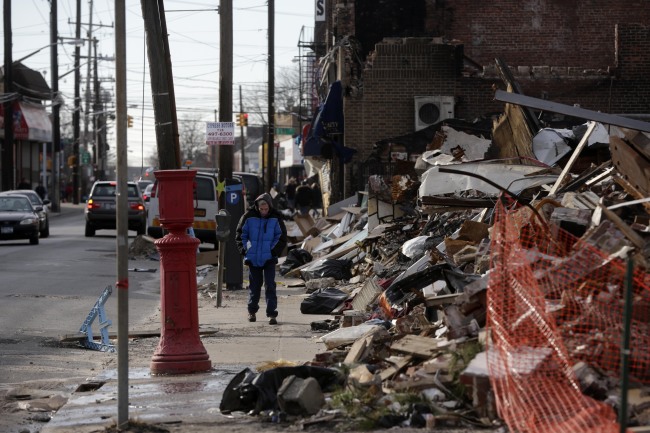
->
[414, 96, 455, 131]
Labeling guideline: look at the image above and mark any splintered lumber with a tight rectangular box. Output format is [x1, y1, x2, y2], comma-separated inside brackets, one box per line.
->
[390, 334, 445, 358]
[379, 355, 413, 381]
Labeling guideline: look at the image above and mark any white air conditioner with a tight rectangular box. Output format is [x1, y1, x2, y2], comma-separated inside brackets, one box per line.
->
[414, 96, 455, 131]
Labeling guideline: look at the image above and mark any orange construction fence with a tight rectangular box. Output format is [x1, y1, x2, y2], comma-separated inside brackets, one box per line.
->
[487, 198, 649, 433]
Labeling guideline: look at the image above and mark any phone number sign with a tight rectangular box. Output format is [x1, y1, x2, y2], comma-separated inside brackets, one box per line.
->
[206, 122, 235, 145]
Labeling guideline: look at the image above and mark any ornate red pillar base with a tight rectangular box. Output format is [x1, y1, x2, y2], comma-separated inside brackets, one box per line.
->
[150, 170, 211, 375]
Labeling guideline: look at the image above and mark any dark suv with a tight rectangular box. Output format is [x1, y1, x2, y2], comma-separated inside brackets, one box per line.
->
[85, 181, 147, 237]
[234, 171, 263, 205]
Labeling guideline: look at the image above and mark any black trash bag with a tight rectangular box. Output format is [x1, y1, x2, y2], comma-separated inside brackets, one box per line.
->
[220, 365, 342, 414]
[219, 367, 259, 414]
[279, 248, 313, 276]
[300, 258, 353, 282]
[300, 287, 349, 314]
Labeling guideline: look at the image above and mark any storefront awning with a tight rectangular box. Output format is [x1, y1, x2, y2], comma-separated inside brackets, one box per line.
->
[0, 100, 52, 142]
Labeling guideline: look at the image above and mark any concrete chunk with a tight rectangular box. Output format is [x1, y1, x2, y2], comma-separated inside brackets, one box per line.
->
[277, 375, 325, 415]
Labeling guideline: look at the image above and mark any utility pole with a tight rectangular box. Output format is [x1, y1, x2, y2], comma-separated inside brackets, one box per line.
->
[2, 0, 14, 191]
[50, 0, 60, 211]
[218, 0, 233, 186]
[266, 0, 275, 191]
[72, 0, 81, 203]
[82, 0, 93, 192]
[141, 0, 180, 169]
[239, 85, 245, 172]
[92, 38, 105, 180]
[114, 0, 128, 426]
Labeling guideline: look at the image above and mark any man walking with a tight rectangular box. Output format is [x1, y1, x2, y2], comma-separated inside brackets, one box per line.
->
[235, 193, 287, 324]
[17, 177, 31, 189]
[35, 181, 47, 200]
[294, 181, 312, 216]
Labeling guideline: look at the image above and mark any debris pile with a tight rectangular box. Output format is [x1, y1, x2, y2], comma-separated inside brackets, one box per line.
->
[223, 95, 650, 432]
[128, 235, 159, 260]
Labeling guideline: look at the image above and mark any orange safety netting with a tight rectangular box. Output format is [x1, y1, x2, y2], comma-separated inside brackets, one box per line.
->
[487, 199, 650, 433]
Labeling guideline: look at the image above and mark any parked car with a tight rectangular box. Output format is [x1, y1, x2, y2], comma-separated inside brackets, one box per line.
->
[233, 171, 263, 205]
[142, 183, 154, 212]
[137, 179, 153, 197]
[0, 194, 40, 245]
[84, 181, 147, 237]
[0, 189, 50, 237]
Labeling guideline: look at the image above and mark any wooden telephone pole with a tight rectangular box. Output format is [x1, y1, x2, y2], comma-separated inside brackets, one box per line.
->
[217, 0, 233, 190]
[140, 0, 181, 170]
[266, 0, 275, 191]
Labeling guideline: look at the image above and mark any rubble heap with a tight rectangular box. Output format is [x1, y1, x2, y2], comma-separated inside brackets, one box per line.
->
[221, 96, 650, 433]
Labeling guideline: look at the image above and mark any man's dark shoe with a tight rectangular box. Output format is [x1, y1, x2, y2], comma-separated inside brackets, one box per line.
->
[268, 317, 278, 325]
[248, 313, 256, 322]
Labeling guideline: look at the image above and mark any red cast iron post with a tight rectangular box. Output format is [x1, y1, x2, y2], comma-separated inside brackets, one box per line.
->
[150, 169, 211, 374]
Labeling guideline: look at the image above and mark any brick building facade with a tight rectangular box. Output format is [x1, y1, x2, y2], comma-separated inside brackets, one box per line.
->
[309, 0, 650, 201]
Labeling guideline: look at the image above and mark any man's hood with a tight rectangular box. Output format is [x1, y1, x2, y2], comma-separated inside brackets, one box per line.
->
[254, 193, 274, 210]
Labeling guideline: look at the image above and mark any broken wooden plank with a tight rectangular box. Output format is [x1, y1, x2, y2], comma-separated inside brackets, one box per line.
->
[343, 335, 372, 364]
[491, 101, 536, 160]
[379, 355, 413, 381]
[610, 136, 650, 197]
[549, 121, 597, 195]
[390, 334, 445, 358]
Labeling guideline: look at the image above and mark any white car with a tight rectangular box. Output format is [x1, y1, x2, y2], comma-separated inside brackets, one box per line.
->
[147, 171, 220, 244]
[142, 183, 154, 212]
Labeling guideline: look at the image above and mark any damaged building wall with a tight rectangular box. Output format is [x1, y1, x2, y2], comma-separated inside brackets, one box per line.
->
[343, 39, 501, 196]
[318, 1, 650, 198]
[346, 40, 464, 164]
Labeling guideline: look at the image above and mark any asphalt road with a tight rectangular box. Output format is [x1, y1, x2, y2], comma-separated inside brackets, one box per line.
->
[0, 205, 161, 384]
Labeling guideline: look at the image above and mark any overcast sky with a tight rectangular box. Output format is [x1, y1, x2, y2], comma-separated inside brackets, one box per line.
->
[1, 0, 315, 167]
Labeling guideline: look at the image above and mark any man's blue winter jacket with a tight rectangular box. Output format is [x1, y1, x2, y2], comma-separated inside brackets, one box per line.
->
[235, 198, 287, 268]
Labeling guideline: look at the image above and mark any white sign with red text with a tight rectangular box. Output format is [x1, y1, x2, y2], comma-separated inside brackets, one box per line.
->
[206, 122, 235, 145]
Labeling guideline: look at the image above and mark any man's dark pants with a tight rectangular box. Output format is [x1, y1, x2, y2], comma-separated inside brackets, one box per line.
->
[247, 259, 278, 318]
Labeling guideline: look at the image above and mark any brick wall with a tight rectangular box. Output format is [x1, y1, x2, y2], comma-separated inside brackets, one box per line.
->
[429, 0, 650, 69]
[323, 1, 650, 197]
[345, 41, 461, 162]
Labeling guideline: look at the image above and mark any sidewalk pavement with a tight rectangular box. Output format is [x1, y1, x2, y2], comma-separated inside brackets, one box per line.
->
[41, 263, 333, 433]
[49, 201, 86, 217]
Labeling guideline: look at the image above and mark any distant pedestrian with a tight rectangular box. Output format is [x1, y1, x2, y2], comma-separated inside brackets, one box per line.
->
[269, 182, 282, 209]
[310, 182, 322, 217]
[294, 181, 312, 216]
[17, 177, 30, 189]
[35, 182, 47, 200]
[285, 177, 297, 211]
[65, 183, 73, 202]
[235, 193, 288, 325]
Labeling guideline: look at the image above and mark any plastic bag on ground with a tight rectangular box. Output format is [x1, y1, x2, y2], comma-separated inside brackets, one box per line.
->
[219, 365, 341, 414]
[300, 258, 352, 281]
[279, 248, 313, 276]
[300, 287, 349, 314]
